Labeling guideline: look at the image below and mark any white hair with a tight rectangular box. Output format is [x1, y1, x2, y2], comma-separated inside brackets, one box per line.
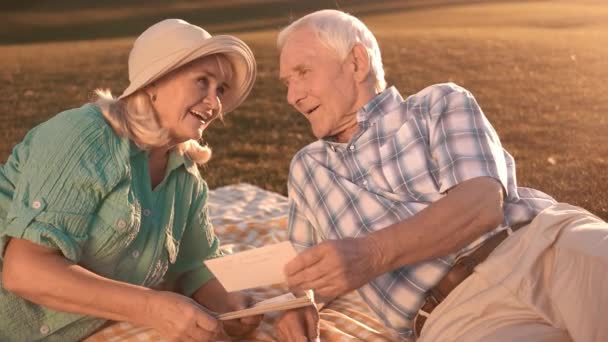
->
[95, 89, 212, 165]
[94, 54, 234, 165]
[277, 9, 386, 93]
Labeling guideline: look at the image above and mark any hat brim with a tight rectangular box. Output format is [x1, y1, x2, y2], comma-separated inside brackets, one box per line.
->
[118, 35, 256, 114]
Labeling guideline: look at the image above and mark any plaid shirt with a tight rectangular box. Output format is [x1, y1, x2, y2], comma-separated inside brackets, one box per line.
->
[287, 83, 556, 337]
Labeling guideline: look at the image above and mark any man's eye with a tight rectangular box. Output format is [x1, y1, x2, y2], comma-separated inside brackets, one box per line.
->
[217, 86, 225, 96]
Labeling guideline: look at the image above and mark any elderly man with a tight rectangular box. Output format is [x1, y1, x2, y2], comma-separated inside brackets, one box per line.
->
[273, 9, 608, 342]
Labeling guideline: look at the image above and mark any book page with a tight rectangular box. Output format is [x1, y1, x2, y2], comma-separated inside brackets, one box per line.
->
[204, 241, 298, 292]
[218, 292, 313, 321]
[253, 293, 297, 307]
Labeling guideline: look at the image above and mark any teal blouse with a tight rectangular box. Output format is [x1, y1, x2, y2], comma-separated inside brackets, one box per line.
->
[0, 104, 221, 341]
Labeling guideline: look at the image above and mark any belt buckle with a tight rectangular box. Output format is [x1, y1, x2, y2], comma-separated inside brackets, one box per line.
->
[413, 312, 425, 339]
[413, 293, 440, 338]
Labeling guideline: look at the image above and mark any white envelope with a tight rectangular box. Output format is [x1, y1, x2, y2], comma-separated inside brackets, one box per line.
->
[204, 241, 298, 292]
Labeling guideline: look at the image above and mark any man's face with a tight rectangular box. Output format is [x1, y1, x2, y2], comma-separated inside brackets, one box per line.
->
[279, 27, 359, 140]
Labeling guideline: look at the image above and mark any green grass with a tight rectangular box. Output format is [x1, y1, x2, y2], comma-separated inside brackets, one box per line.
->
[1, 0, 607, 220]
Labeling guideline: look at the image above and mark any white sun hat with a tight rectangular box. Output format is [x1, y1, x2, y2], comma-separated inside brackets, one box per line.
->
[119, 19, 256, 114]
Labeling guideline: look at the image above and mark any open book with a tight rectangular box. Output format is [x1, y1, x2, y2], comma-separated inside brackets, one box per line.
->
[218, 291, 314, 321]
[203, 241, 315, 319]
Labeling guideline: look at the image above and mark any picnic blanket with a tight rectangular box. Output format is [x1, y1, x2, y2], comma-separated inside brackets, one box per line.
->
[85, 183, 401, 341]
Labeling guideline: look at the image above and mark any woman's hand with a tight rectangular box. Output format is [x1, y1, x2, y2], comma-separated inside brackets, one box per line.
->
[275, 306, 319, 342]
[143, 291, 220, 341]
[192, 279, 262, 337]
[221, 291, 263, 337]
[3, 238, 222, 341]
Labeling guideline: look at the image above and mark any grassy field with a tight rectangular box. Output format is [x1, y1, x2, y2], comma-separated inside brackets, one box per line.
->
[1, 0, 607, 220]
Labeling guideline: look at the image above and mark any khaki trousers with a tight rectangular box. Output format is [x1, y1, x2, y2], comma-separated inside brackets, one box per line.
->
[419, 203, 608, 342]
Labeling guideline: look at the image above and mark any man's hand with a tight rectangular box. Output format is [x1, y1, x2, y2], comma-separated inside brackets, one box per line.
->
[275, 306, 319, 341]
[284, 237, 383, 299]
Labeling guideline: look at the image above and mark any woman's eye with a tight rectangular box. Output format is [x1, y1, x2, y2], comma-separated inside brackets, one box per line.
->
[198, 77, 209, 87]
[217, 86, 225, 96]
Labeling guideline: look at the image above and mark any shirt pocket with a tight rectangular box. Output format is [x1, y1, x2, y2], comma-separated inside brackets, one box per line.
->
[85, 185, 141, 263]
[376, 122, 443, 202]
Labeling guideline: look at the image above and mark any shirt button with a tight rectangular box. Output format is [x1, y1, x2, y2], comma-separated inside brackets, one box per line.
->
[31, 200, 42, 209]
[349, 145, 355, 150]
[362, 180, 368, 186]
[116, 219, 127, 230]
[40, 324, 50, 335]
[142, 209, 151, 217]
[131, 250, 140, 259]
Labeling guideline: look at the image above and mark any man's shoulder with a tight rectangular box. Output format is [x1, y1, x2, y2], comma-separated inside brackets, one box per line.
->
[288, 141, 327, 179]
[290, 140, 325, 163]
[405, 82, 471, 105]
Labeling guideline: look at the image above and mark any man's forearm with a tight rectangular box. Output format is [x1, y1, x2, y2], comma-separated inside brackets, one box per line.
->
[368, 177, 504, 274]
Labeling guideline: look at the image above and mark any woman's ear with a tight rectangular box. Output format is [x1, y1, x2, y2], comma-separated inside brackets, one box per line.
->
[144, 83, 157, 102]
[350, 43, 371, 83]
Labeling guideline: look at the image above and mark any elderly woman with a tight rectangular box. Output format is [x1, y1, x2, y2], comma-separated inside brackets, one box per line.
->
[0, 19, 259, 341]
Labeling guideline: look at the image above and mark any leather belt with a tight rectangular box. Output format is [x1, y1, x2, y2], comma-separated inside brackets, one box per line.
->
[413, 221, 531, 338]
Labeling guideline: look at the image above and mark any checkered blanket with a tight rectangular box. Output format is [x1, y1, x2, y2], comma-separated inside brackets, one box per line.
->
[85, 183, 400, 341]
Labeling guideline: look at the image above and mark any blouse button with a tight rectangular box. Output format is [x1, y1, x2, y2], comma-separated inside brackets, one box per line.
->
[40, 324, 50, 335]
[131, 250, 140, 259]
[31, 200, 42, 209]
[142, 209, 151, 217]
[116, 219, 127, 231]
[362, 180, 368, 186]
[349, 145, 355, 150]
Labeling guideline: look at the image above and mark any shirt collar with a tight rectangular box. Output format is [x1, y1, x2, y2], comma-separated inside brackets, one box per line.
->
[129, 141, 144, 157]
[129, 142, 198, 177]
[356, 86, 404, 125]
[166, 149, 199, 176]
[322, 86, 403, 145]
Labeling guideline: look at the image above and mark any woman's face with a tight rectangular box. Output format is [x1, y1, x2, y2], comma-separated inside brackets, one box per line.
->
[150, 55, 232, 144]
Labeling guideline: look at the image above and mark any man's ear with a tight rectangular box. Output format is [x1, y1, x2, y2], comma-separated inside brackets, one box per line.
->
[350, 43, 371, 83]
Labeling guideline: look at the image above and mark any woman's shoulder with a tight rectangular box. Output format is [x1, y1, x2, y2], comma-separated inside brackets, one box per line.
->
[19, 104, 131, 181]
[30, 103, 129, 158]
[41, 103, 116, 138]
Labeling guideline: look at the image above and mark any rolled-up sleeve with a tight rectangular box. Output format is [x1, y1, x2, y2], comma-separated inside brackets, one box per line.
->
[1, 106, 121, 263]
[169, 181, 221, 297]
[427, 84, 509, 194]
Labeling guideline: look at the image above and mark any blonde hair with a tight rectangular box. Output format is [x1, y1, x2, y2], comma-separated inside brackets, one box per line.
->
[277, 9, 386, 93]
[94, 54, 234, 165]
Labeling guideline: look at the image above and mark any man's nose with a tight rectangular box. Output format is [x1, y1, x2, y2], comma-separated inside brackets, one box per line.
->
[287, 83, 305, 107]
